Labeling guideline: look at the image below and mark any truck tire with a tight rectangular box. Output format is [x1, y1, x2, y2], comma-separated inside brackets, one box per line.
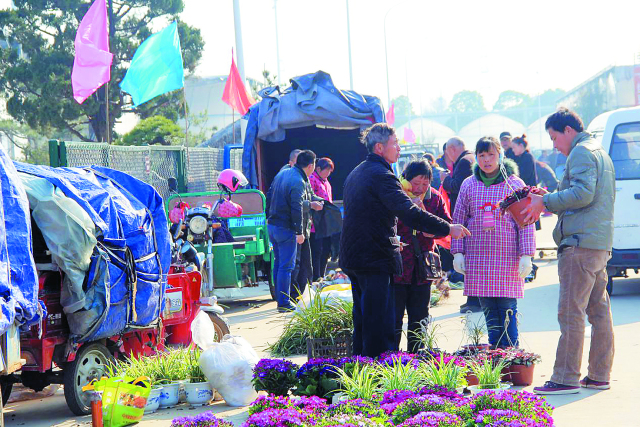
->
[207, 313, 230, 342]
[63, 343, 112, 415]
[606, 276, 614, 296]
[1, 381, 12, 406]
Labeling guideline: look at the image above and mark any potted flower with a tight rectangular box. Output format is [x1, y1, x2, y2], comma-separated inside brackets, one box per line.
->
[184, 348, 214, 406]
[502, 348, 541, 386]
[153, 349, 189, 408]
[499, 186, 535, 227]
[468, 358, 510, 394]
[460, 315, 490, 354]
[252, 358, 299, 396]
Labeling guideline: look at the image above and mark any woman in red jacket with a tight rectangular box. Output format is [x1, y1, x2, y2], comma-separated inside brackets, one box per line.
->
[394, 159, 452, 353]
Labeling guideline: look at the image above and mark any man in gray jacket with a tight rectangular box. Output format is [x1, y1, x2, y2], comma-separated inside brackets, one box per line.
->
[524, 108, 615, 395]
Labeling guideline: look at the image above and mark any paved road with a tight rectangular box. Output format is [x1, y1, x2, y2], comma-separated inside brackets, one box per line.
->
[5, 216, 640, 426]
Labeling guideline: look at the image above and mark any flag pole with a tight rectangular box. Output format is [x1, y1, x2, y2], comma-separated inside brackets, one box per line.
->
[232, 109, 235, 145]
[183, 87, 188, 146]
[105, 82, 110, 143]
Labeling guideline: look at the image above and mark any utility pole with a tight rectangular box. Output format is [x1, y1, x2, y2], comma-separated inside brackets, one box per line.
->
[346, 0, 353, 90]
[274, 0, 281, 85]
[232, 0, 246, 84]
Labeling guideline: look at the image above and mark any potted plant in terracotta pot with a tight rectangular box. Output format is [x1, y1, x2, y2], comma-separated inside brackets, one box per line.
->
[499, 186, 537, 227]
[467, 358, 510, 394]
[502, 348, 541, 386]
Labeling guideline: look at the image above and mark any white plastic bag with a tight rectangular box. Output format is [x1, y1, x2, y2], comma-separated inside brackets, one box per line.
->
[191, 312, 258, 406]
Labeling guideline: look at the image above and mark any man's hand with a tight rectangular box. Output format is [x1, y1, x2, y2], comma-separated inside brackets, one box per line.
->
[439, 170, 450, 182]
[449, 224, 471, 239]
[522, 194, 545, 225]
[296, 234, 305, 244]
[310, 201, 324, 211]
[530, 187, 549, 196]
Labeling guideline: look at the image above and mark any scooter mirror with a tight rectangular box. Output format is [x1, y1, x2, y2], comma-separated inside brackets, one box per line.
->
[168, 177, 178, 192]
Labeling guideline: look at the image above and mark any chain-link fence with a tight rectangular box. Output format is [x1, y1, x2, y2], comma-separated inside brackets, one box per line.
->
[50, 141, 240, 201]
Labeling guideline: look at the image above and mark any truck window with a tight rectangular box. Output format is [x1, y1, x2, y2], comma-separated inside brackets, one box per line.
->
[610, 122, 640, 180]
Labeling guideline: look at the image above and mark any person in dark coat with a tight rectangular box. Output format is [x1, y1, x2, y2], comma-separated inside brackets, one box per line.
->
[441, 137, 475, 214]
[267, 150, 323, 312]
[536, 160, 559, 192]
[440, 136, 480, 313]
[340, 123, 470, 358]
[394, 159, 452, 353]
[500, 131, 516, 160]
[511, 134, 538, 187]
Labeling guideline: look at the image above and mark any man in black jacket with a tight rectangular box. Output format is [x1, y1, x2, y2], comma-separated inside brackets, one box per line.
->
[441, 137, 475, 214]
[267, 150, 323, 312]
[340, 123, 470, 357]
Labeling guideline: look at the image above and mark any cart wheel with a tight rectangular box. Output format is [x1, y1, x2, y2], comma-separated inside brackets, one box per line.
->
[606, 276, 614, 296]
[207, 313, 230, 342]
[539, 250, 544, 259]
[263, 259, 276, 301]
[63, 343, 112, 416]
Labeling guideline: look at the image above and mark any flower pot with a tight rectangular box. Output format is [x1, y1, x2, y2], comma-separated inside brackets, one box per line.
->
[506, 364, 535, 386]
[158, 382, 181, 408]
[184, 381, 214, 407]
[468, 383, 511, 395]
[506, 197, 532, 228]
[465, 372, 479, 386]
[144, 386, 163, 414]
[462, 344, 490, 354]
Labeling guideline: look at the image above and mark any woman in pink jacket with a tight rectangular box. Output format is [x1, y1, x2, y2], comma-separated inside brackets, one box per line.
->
[451, 137, 536, 348]
[309, 157, 334, 281]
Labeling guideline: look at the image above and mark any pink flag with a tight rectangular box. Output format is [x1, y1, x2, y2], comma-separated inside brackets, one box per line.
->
[404, 127, 416, 143]
[222, 50, 255, 116]
[386, 103, 395, 126]
[71, 0, 113, 104]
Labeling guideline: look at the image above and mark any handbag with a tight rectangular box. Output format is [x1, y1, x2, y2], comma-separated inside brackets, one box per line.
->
[410, 233, 445, 282]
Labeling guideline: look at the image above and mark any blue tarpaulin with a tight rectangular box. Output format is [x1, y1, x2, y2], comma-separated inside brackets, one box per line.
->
[242, 70, 385, 188]
[0, 150, 42, 336]
[15, 163, 171, 343]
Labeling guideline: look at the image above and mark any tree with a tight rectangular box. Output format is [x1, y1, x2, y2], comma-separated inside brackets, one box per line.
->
[0, 118, 49, 164]
[493, 90, 531, 111]
[0, 1, 204, 143]
[118, 115, 183, 146]
[391, 95, 414, 127]
[250, 69, 278, 101]
[448, 90, 486, 113]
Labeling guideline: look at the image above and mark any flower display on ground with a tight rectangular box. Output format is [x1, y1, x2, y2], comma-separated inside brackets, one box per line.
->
[327, 398, 386, 419]
[253, 359, 300, 396]
[242, 407, 316, 427]
[398, 411, 464, 427]
[248, 395, 328, 416]
[171, 411, 235, 427]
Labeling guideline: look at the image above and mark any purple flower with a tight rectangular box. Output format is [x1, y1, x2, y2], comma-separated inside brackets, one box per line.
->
[398, 411, 463, 427]
[171, 411, 234, 427]
[243, 408, 315, 427]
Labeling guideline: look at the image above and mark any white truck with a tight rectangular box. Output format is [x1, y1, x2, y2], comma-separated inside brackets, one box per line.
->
[594, 106, 640, 294]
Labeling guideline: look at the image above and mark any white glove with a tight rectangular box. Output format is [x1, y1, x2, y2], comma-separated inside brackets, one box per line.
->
[453, 253, 466, 275]
[518, 256, 533, 278]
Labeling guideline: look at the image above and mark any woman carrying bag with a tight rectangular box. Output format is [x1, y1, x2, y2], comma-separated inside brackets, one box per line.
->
[394, 160, 451, 353]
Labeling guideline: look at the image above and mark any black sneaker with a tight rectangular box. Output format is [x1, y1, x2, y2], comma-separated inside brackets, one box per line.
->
[277, 305, 294, 313]
[533, 381, 580, 395]
[580, 376, 610, 390]
[459, 304, 482, 313]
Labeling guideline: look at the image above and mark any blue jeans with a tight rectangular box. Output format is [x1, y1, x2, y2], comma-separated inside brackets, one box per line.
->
[268, 224, 297, 308]
[478, 297, 518, 348]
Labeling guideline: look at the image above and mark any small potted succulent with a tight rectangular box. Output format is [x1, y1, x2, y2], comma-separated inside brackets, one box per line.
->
[252, 358, 299, 396]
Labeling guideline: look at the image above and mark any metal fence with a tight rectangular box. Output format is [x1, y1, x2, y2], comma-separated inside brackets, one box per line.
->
[49, 140, 241, 201]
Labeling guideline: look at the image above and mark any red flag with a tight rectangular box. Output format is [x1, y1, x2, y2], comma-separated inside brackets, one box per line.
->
[386, 103, 395, 126]
[222, 51, 255, 115]
[403, 127, 416, 143]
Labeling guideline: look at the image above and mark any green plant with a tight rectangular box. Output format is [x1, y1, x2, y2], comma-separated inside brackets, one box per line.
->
[377, 359, 425, 392]
[470, 358, 508, 389]
[333, 362, 380, 400]
[186, 348, 207, 383]
[267, 293, 353, 356]
[462, 314, 487, 347]
[418, 355, 467, 390]
[410, 316, 441, 353]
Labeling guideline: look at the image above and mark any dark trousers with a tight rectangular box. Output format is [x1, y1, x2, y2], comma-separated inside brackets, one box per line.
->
[478, 297, 518, 348]
[393, 282, 432, 353]
[292, 239, 312, 300]
[310, 234, 332, 281]
[346, 270, 395, 358]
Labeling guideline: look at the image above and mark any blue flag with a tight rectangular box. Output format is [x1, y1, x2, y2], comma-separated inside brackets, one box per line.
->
[120, 21, 184, 106]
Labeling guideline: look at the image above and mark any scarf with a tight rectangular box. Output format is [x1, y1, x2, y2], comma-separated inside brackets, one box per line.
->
[479, 169, 500, 187]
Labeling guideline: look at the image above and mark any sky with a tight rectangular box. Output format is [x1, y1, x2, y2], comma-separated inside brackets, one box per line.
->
[179, 0, 640, 111]
[1, 0, 639, 112]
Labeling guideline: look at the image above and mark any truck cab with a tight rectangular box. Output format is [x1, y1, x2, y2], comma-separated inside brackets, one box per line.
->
[599, 106, 640, 294]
